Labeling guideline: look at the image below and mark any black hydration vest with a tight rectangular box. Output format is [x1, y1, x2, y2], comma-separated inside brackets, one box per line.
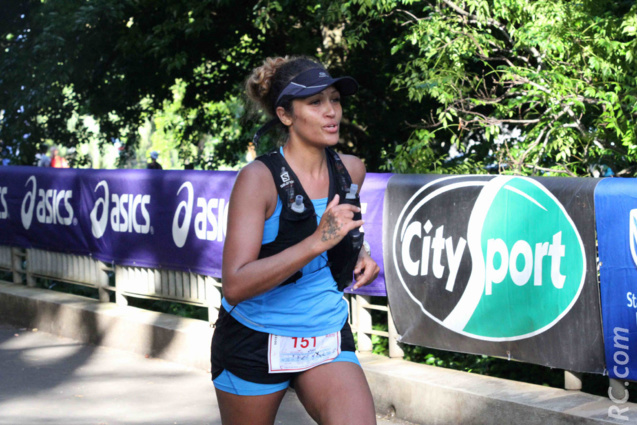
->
[256, 148, 364, 291]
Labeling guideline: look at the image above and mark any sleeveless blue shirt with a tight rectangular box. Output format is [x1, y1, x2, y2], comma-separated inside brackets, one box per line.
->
[220, 151, 349, 337]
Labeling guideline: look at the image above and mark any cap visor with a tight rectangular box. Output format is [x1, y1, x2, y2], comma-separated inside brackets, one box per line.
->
[276, 76, 359, 106]
[331, 76, 358, 97]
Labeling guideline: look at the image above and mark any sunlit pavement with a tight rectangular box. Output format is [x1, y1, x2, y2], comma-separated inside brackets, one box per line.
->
[0, 324, 411, 425]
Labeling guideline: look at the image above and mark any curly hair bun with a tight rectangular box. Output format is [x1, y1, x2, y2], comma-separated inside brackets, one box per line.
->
[246, 56, 324, 118]
[245, 57, 290, 113]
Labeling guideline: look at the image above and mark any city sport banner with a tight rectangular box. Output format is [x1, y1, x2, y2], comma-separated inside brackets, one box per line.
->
[384, 174, 605, 373]
[595, 178, 637, 381]
[0, 166, 390, 295]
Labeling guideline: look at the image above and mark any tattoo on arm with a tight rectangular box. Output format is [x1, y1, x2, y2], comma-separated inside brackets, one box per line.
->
[321, 212, 342, 242]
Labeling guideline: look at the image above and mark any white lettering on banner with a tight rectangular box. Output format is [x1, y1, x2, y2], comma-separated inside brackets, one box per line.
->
[172, 181, 228, 248]
[0, 187, 8, 219]
[20, 176, 74, 229]
[194, 197, 226, 242]
[612, 327, 630, 379]
[109, 193, 151, 233]
[401, 220, 466, 293]
[485, 231, 566, 295]
[35, 189, 74, 225]
[89, 180, 152, 238]
[400, 220, 567, 296]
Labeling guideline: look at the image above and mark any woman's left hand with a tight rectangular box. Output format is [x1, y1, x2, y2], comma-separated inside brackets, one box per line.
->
[352, 250, 380, 290]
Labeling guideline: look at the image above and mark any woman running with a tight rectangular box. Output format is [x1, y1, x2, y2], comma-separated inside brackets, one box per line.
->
[211, 56, 379, 425]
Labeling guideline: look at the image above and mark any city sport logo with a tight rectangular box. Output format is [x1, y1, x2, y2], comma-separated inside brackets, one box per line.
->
[392, 175, 586, 341]
[630, 209, 637, 269]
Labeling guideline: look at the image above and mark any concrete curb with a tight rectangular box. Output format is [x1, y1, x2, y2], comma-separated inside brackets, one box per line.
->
[1, 281, 634, 425]
[0, 281, 212, 371]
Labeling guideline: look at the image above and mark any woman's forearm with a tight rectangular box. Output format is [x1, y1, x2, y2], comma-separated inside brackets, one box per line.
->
[222, 232, 325, 305]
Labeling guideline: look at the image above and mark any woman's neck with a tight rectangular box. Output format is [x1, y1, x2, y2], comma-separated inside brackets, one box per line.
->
[282, 142, 327, 180]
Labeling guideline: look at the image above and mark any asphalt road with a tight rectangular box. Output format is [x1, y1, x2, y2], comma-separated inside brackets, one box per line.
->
[0, 324, 411, 425]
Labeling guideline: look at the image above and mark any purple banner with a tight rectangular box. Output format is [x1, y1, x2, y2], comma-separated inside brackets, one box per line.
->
[346, 172, 391, 296]
[0, 166, 390, 296]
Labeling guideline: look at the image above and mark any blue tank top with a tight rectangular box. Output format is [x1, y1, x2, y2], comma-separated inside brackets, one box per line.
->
[220, 152, 349, 337]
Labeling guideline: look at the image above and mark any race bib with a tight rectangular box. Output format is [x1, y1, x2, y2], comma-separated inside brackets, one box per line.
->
[268, 332, 341, 373]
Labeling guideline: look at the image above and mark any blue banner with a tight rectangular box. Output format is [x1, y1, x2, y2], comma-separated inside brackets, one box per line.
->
[595, 178, 637, 381]
[0, 166, 390, 295]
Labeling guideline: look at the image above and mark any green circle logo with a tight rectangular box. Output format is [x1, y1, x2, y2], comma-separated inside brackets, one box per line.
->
[393, 176, 586, 341]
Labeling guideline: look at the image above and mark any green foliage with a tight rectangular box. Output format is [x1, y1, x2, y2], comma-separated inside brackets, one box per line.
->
[398, 342, 637, 401]
[3, 0, 637, 174]
[0, 270, 14, 283]
[364, 328, 636, 400]
[366, 306, 637, 401]
[399, 342, 563, 387]
[371, 323, 390, 356]
[352, 0, 637, 176]
[368, 308, 564, 387]
[0, 0, 438, 172]
[1, 0, 271, 166]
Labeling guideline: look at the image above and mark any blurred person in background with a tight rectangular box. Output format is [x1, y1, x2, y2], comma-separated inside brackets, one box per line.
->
[147, 150, 163, 169]
[36, 145, 51, 167]
[50, 146, 69, 168]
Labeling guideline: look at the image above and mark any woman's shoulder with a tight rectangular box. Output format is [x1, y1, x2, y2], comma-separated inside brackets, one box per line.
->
[335, 152, 366, 187]
[232, 160, 277, 203]
[234, 159, 281, 217]
[236, 159, 273, 183]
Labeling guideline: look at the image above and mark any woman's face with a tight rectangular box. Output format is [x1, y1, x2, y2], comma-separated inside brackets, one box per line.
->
[282, 86, 342, 147]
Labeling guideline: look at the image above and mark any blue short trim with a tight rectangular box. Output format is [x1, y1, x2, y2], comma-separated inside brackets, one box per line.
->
[213, 351, 361, 396]
[332, 350, 360, 366]
[213, 369, 290, 396]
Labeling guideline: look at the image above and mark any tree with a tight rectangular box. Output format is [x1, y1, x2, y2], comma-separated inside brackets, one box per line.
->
[351, 0, 637, 176]
[8, 1, 629, 176]
[1, 0, 436, 171]
[0, 0, 263, 165]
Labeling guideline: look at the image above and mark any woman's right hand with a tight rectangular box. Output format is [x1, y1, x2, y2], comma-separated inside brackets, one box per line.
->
[315, 194, 364, 251]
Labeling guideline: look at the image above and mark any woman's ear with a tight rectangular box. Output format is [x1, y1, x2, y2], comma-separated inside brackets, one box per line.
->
[276, 106, 293, 127]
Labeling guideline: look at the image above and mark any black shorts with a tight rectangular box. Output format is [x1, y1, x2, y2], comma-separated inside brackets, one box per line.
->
[210, 306, 356, 385]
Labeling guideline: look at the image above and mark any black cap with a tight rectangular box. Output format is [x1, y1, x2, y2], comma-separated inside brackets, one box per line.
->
[253, 67, 358, 146]
[274, 67, 358, 108]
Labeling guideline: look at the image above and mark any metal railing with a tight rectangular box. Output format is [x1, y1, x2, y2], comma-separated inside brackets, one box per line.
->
[0, 246, 12, 273]
[1, 246, 402, 358]
[0, 245, 599, 388]
[349, 294, 404, 358]
[0, 246, 26, 285]
[114, 265, 223, 322]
